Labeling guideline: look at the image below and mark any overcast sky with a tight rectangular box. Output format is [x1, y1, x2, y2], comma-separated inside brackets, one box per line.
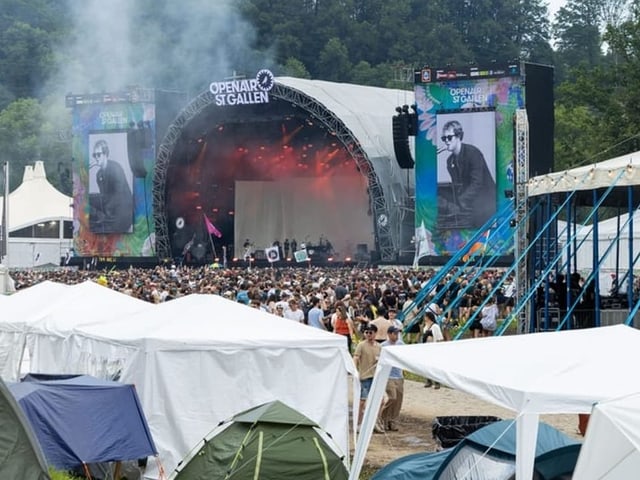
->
[548, 0, 566, 20]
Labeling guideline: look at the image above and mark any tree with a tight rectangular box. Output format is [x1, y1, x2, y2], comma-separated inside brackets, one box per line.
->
[282, 57, 311, 78]
[0, 98, 44, 192]
[318, 37, 352, 82]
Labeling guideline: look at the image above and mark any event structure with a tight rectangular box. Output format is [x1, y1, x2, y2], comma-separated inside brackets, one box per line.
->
[67, 76, 415, 267]
[0, 161, 73, 268]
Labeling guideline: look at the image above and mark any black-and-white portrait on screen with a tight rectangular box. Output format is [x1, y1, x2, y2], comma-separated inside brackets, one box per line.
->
[436, 110, 496, 230]
[88, 131, 134, 233]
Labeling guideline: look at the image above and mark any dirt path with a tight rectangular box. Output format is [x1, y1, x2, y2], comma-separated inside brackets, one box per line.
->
[358, 379, 582, 474]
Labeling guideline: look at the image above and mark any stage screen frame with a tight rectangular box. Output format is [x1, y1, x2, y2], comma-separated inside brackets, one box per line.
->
[70, 101, 157, 257]
[413, 65, 523, 258]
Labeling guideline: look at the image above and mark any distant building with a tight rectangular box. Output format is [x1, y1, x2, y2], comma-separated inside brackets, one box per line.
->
[0, 161, 73, 268]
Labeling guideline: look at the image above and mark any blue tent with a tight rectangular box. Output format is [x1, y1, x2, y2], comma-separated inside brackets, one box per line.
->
[372, 420, 581, 480]
[8, 374, 157, 470]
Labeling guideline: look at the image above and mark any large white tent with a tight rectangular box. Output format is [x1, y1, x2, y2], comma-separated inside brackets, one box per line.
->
[31, 293, 356, 479]
[0, 161, 73, 268]
[572, 392, 640, 479]
[350, 325, 640, 480]
[0, 281, 71, 381]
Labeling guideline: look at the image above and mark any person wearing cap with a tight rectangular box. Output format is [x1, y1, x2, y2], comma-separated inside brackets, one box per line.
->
[380, 325, 405, 431]
[353, 323, 382, 431]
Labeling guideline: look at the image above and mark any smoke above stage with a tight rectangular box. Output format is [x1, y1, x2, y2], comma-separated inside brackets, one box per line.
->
[165, 104, 373, 263]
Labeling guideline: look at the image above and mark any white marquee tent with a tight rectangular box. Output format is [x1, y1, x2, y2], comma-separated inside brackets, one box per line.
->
[31, 293, 356, 479]
[350, 325, 640, 480]
[572, 392, 640, 479]
[0, 281, 71, 381]
[0, 161, 73, 268]
[0, 280, 151, 382]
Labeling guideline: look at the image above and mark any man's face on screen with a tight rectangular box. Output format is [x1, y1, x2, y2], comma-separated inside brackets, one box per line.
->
[93, 148, 108, 169]
[442, 129, 460, 153]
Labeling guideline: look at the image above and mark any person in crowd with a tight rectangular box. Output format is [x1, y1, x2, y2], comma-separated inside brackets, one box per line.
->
[284, 298, 305, 323]
[437, 120, 496, 229]
[380, 325, 404, 431]
[90, 139, 133, 233]
[307, 296, 326, 330]
[371, 306, 393, 343]
[353, 323, 383, 432]
[422, 310, 444, 389]
[480, 296, 499, 336]
[331, 302, 356, 353]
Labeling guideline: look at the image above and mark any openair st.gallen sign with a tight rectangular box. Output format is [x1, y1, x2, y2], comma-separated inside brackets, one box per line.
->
[209, 69, 275, 106]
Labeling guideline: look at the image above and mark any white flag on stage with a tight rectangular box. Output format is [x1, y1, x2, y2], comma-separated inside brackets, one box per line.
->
[265, 246, 280, 263]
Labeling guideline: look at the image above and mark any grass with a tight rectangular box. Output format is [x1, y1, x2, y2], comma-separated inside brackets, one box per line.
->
[49, 468, 82, 480]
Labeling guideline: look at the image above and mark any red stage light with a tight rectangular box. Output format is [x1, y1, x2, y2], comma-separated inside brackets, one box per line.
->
[345, 257, 352, 262]
[232, 257, 238, 262]
[195, 205, 202, 210]
[327, 257, 334, 262]
[228, 210, 234, 215]
[212, 208, 219, 213]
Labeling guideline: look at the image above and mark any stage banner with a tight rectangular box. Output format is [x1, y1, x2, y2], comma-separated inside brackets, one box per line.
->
[265, 246, 280, 263]
[293, 249, 309, 263]
[413, 64, 523, 258]
[70, 98, 157, 257]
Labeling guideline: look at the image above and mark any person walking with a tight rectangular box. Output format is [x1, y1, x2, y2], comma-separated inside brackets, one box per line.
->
[380, 326, 404, 431]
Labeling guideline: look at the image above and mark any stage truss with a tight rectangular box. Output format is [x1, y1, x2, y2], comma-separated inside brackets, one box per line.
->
[152, 83, 395, 261]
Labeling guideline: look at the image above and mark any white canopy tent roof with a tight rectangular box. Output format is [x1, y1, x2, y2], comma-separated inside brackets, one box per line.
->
[0, 281, 151, 382]
[0, 161, 72, 231]
[33, 293, 356, 479]
[527, 150, 640, 197]
[0, 281, 71, 381]
[573, 392, 640, 479]
[350, 325, 640, 480]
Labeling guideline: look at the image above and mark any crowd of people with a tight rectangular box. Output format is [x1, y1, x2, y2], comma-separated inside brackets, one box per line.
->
[10, 263, 520, 434]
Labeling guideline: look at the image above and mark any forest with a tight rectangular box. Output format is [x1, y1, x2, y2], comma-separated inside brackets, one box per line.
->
[0, 0, 638, 194]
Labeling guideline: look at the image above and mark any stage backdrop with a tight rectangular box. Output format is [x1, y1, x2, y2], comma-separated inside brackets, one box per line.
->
[414, 64, 523, 258]
[70, 97, 157, 257]
[234, 176, 371, 261]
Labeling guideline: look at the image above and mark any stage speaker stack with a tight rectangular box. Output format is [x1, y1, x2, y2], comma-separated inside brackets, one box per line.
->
[392, 114, 414, 169]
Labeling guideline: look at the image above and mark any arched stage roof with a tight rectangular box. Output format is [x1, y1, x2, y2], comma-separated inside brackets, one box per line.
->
[153, 77, 415, 262]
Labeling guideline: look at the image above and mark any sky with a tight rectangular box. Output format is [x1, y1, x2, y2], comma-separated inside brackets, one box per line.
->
[548, 0, 567, 20]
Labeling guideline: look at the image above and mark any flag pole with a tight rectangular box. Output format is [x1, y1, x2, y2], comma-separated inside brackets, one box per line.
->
[207, 232, 217, 260]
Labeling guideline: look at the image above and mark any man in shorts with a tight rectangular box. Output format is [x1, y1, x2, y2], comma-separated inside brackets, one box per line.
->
[353, 323, 383, 432]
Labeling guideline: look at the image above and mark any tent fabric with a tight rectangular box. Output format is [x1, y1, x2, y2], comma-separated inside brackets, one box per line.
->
[8, 374, 157, 470]
[573, 392, 640, 479]
[350, 325, 640, 480]
[0, 377, 50, 480]
[372, 420, 580, 480]
[0, 161, 72, 231]
[33, 293, 355, 479]
[0, 280, 151, 382]
[170, 400, 349, 480]
[527, 150, 640, 197]
[0, 281, 71, 381]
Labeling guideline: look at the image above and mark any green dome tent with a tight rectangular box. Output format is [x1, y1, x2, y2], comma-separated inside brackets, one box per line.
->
[170, 400, 348, 480]
[0, 377, 50, 479]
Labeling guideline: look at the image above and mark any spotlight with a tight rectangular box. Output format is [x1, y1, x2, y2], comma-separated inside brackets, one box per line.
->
[504, 190, 514, 198]
[509, 219, 517, 227]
